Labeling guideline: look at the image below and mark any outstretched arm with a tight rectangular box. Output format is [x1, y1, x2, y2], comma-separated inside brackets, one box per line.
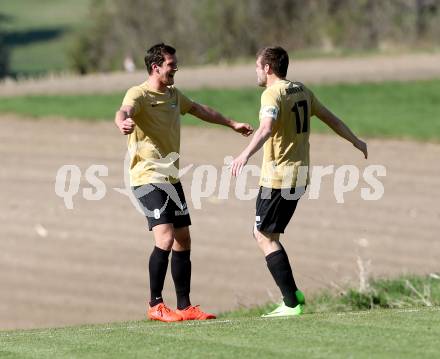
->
[188, 102, 253, 136]
[230, 117, 273, 176]
[114, 105, 136, 135]
[315, 105, 368, 159]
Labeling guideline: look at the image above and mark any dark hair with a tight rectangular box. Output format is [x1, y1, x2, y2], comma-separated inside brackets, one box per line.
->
[257, 46, 289, 78]
[144, 43, 176, 74]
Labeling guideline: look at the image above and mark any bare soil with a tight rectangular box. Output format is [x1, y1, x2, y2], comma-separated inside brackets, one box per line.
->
[1, 115, 439, 329]
[1, 53, 440, 96]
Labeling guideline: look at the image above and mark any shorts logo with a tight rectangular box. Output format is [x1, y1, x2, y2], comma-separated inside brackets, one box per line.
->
[255, 215, 261, 223]
[175, 202, 189, 216]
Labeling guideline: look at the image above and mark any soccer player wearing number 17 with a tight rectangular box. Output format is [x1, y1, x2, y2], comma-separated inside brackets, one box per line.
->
[231, 46, 368, 317]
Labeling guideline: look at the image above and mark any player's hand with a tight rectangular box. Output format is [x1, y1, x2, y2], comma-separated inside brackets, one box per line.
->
[118, 118, 135, 135]
[232, 122, 253, 137]
[354, 139, 368, 159]
[230, 153, 249, 176]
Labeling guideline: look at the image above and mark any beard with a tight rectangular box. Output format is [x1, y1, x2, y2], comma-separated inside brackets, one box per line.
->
[165, 76, 175, 85]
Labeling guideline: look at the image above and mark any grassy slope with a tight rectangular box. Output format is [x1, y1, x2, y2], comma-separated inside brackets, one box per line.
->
[1, 275, 439, 358]
[1, 308, 439, 359]
[223, 275, 440, 318]
[1, 80, 439, 141]
[1, 0, 91, 75]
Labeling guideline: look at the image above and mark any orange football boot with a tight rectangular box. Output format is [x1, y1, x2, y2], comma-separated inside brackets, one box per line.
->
[148, 303, 183, 322]
[176, 305, 216, 320]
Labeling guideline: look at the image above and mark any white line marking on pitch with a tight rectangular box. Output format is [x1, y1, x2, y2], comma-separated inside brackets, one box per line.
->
[0, 319, 234, 337]
[89, 319, 234, 332]
[336, 307, 440, 316]
[2, 308, 440, 337]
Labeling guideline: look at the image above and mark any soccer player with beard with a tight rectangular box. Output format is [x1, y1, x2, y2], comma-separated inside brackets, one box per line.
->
[231, 46, 367, 317]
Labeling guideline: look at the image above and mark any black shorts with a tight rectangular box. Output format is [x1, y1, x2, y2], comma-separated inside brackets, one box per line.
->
[132, 182, 191, 231]
[255, 186, 306, 234]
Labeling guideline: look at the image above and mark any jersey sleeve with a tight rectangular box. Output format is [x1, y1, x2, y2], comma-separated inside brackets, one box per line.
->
[122, 86, 143, 116]
[259, 88, 280, 121]
[307, 87, 325, 116]
[176, 89, 194, 115]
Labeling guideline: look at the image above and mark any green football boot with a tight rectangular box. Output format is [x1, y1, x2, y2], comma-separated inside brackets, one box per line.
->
[296, 289, 306, 305]
[261, 302, 303, 318]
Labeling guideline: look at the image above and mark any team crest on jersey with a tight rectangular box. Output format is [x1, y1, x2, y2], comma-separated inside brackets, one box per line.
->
[259, 105, 279, 120]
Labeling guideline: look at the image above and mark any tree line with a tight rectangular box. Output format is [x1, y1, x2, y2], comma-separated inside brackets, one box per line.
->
[2, 0, 440, 77]
[70, 0, 440, 74]
[0, 14, 10, 78]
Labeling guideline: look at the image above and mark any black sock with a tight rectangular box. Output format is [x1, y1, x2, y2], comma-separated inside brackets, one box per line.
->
[171, 249, 191, 310]
[265, 247, 299, 308]
[149, 246, 170, 307]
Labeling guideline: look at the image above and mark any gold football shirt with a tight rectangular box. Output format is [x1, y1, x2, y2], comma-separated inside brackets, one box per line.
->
[122, 82, 193, 186]
[259, 80, 324, 189]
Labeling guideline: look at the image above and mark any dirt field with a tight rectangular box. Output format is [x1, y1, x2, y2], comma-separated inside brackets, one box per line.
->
[1, 115, 439, 330]
[1, 52, 440, 96]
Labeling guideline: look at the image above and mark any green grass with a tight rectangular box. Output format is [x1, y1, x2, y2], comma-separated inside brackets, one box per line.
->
[1, 309, 439, 358]
[0, 92, 124, 120]
[1, 275, 439, 358]
[1, 0, 439, 76]
[1, 0, 91, 75]
[223, 274, 440, 318]
[1, 80, 440, 141]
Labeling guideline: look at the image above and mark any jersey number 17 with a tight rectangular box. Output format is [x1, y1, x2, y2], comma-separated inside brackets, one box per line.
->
[291, 100, 308, 134]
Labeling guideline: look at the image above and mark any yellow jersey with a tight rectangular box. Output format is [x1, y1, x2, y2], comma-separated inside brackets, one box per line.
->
[122, 81, 193, 186]
[259, 80, 324, 189]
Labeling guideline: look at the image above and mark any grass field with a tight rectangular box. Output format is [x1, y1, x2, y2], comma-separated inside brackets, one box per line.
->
[1, 80, 439, 141]
[1, 0, 432, 77]
[1, 308, 439, 358]
[2, 0, 440, 79]
[1, 0, 91, 75]
[224, 275, 440, 318]
[1, 275, 439, 358]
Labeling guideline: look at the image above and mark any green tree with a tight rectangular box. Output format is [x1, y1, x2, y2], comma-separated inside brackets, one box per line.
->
[69, 0, 440, 74]
[0, 14, 10, 78]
